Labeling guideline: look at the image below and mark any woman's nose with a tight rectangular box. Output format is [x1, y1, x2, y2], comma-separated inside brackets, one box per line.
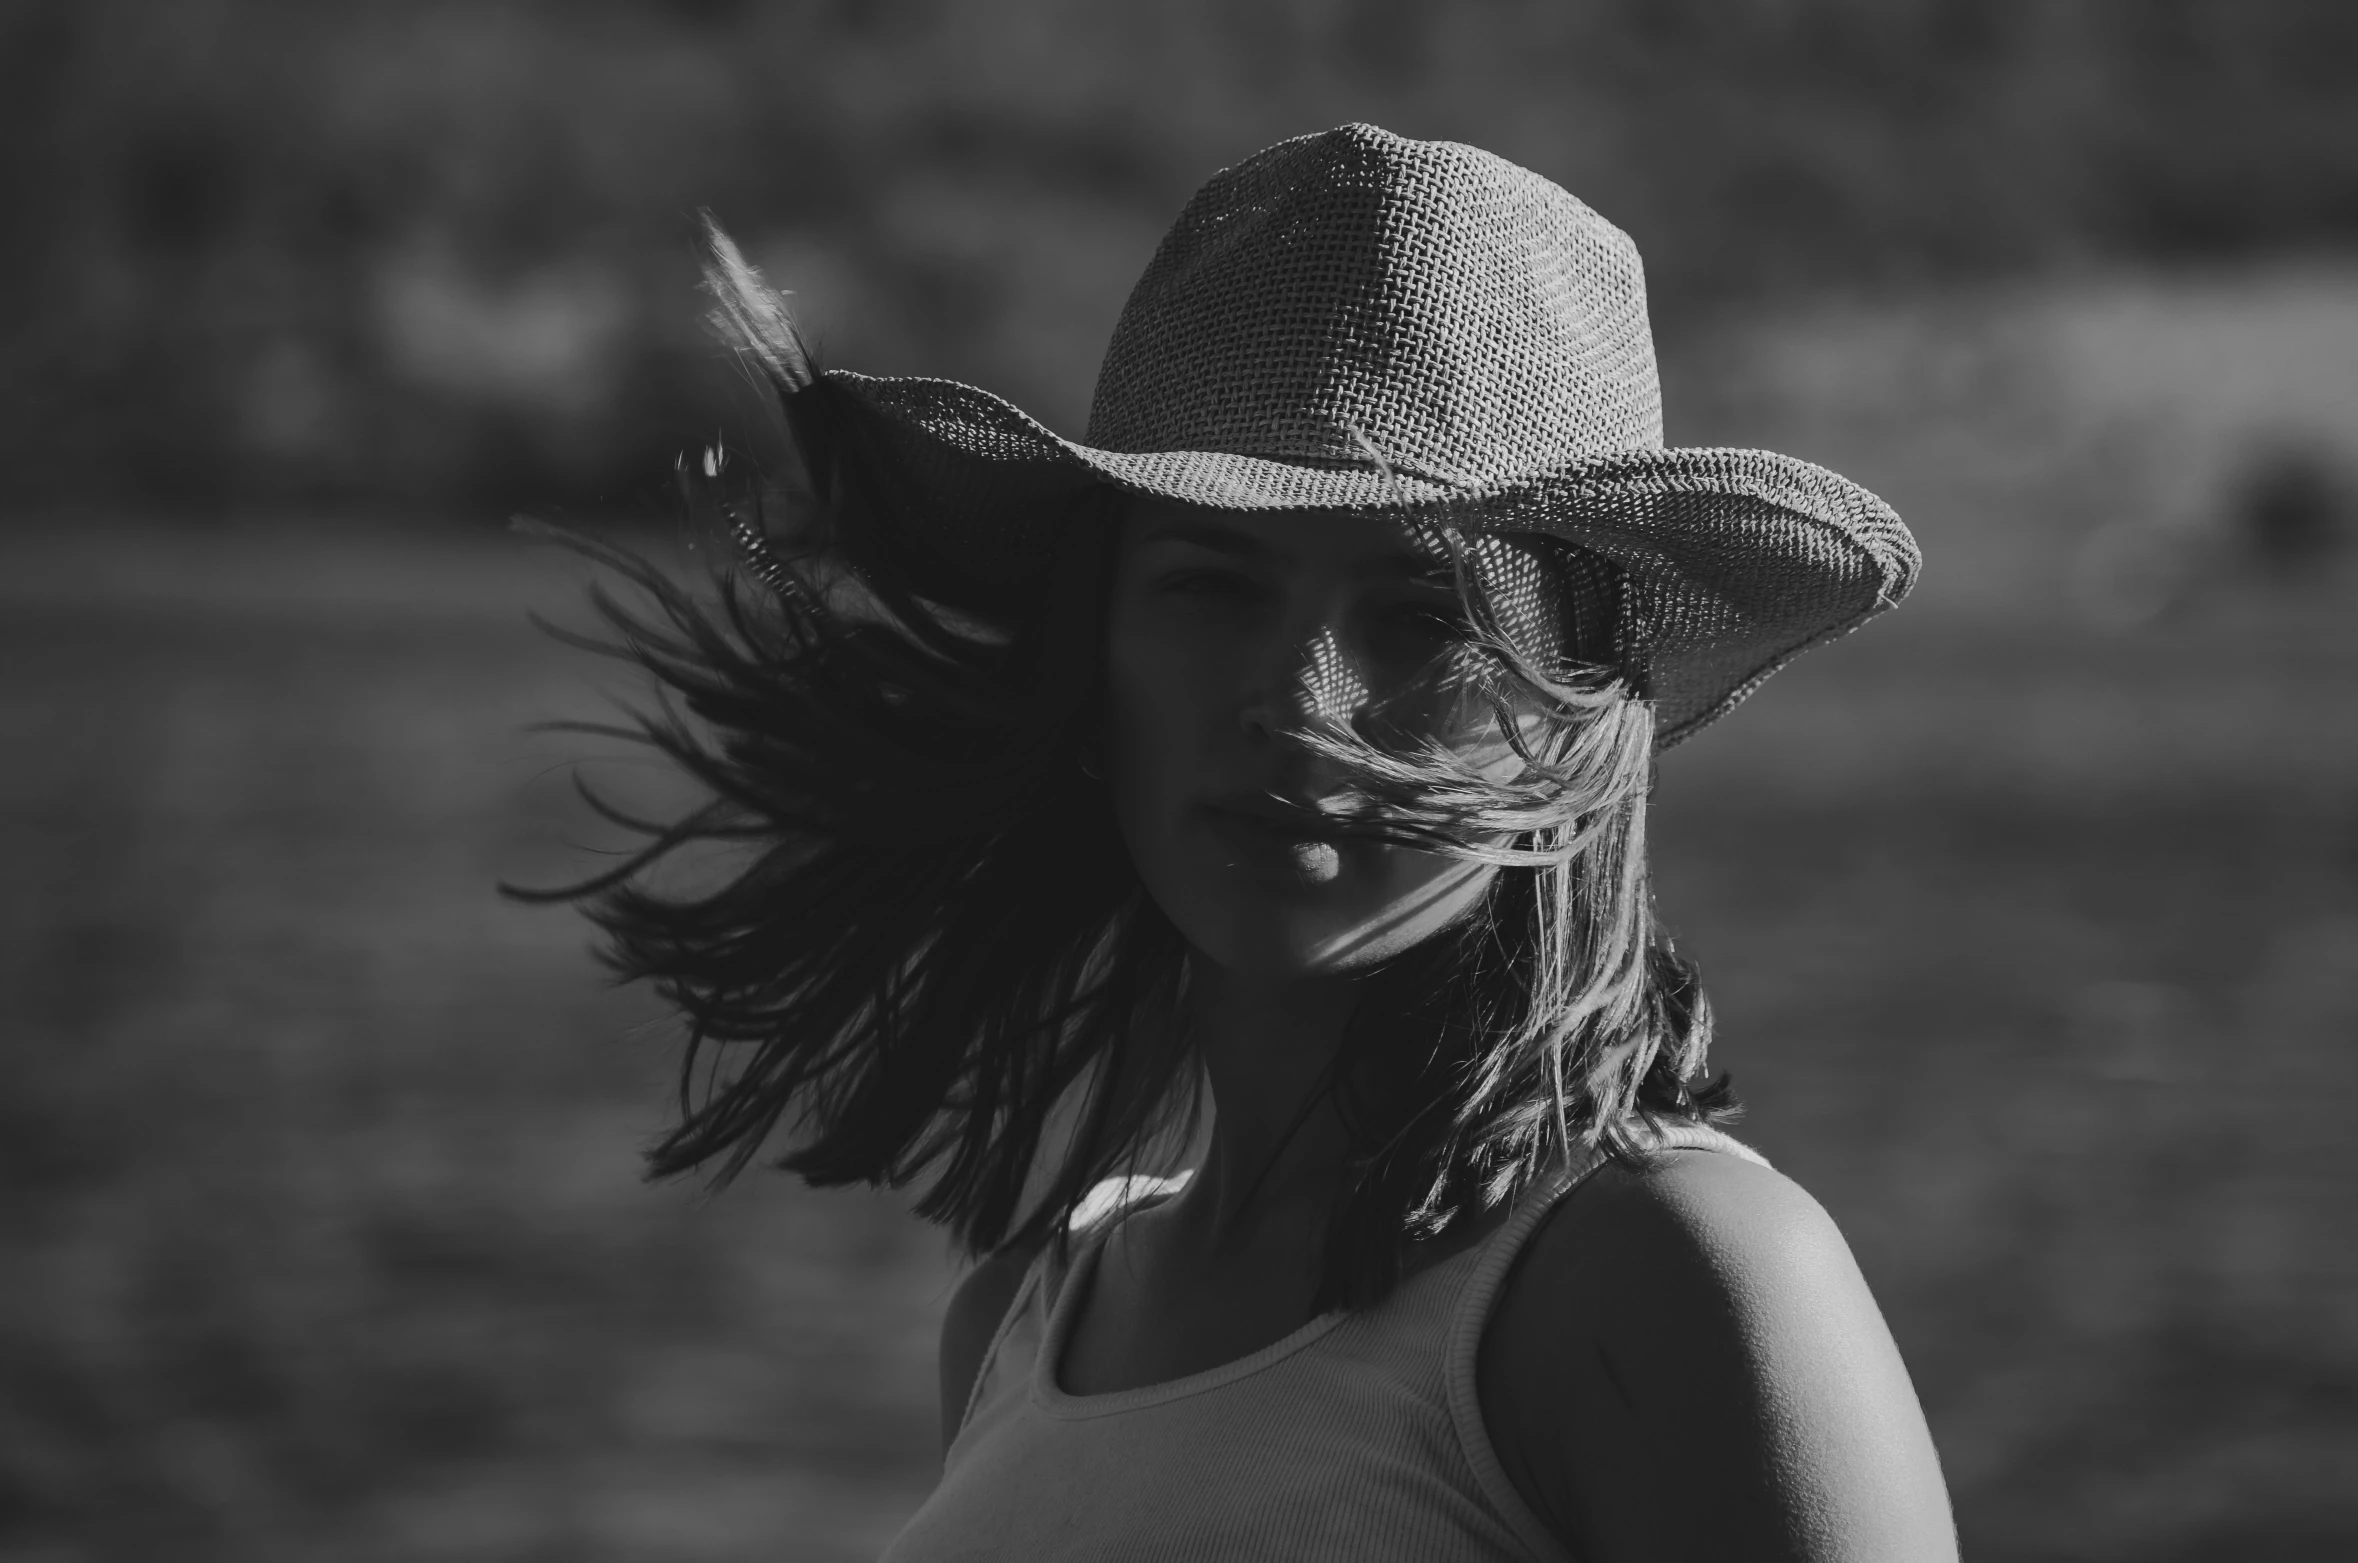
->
[1243, 621, 1370, 737]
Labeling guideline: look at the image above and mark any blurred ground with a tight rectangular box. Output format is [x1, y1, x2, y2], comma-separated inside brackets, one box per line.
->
[0, 526, 946, 1563]
[4, 267, 2355, 1561]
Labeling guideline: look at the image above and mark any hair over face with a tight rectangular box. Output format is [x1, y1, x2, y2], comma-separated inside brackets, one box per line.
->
[520, 353, 1735, 1314]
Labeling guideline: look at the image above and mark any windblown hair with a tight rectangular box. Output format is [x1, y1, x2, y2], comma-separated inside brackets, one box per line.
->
[519, 220, 1734, 1311]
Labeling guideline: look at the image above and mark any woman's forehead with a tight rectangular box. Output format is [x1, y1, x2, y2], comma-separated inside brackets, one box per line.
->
[1119, 495, 1454, 581]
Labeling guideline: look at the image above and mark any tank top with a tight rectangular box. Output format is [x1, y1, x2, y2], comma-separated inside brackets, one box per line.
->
[877, 1122, 1767, 1562]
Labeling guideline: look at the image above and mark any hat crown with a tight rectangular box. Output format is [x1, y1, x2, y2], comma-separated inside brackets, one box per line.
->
[1085, 124, 1664, 485]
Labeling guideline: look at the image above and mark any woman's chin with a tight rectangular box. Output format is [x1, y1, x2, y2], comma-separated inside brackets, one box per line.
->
[1186, 924, 1388, 982]
[1133, 813, 1504, 982]
[1177, 880, 1494, 981]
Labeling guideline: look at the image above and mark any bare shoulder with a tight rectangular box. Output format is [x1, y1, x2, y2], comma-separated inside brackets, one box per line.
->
[938, 1236, 1046, 1455]
[1563, 1143, 1856, 1297]
[1479, 1147, 1957, 1563]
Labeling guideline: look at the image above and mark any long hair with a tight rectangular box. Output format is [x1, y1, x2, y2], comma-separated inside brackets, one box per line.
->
[516, 222, 1734, 1309]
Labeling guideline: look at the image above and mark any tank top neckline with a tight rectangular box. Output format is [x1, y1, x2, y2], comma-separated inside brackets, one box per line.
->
[1030, 1195, 1501, 1421]
[920, 1127, 1761, 1563]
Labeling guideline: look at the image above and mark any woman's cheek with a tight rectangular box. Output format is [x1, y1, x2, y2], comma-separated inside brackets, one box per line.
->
[1103, 645, 1200, 861]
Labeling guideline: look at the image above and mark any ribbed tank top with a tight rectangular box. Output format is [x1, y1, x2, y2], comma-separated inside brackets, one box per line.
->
[878, 1123, 1766, 1562]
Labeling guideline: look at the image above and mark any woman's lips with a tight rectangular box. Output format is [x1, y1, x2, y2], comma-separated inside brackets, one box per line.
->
[1198, 803, 1346, 888]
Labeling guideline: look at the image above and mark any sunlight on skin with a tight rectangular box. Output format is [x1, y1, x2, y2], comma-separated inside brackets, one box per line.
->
[1091, 501, 1961, 1563]
[1302, 853, 1494, 968]
[1102, 496, 1525, 980]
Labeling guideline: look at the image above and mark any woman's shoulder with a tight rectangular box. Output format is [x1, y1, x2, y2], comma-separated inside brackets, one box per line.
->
[1479, 1134, 1957, 1560]
[1544, 1131, 1845, 1287]
[1067, 1172, 1193, 1236]
[1488, 1137, 1861, 1423]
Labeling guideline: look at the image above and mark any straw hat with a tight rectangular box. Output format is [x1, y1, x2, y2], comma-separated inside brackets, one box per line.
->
[707, 122, 1918, 746]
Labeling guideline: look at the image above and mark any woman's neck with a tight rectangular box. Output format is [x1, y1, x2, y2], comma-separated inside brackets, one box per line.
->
[1176, 961, 1364, 1247]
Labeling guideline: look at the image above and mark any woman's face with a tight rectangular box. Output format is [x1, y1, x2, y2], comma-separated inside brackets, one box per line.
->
[1103, 496, 1509, 979]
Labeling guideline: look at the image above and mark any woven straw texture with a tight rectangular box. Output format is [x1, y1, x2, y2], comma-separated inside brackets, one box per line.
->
[791, 123, 1918, 745]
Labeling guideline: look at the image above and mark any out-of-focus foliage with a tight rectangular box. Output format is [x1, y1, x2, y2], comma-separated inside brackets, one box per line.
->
[6, 0, 2357, 515]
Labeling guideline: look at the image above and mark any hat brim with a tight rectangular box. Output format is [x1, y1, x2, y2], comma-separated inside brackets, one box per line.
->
[823, 370, 1918, 747]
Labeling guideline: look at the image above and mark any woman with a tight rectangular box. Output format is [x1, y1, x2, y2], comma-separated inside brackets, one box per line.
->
[547, 125, 1956, 1560]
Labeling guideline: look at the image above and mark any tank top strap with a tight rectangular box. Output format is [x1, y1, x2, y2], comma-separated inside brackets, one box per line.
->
[1639, 1118, 1773, 1168]
[1440, 1121, 1768, 1562]
[956, 1253, 1044, 1441]
[955, 1172, 1196, 1439]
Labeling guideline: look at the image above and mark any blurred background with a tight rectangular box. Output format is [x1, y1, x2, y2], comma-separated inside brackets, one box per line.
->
[3, 2, 2354, 1559]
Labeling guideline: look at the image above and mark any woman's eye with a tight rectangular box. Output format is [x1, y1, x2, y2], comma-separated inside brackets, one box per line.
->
[1158, 568, 1258, 601]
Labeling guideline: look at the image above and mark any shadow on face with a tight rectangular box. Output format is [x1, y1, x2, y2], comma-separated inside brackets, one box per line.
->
[1101, 495, 1515, 979]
